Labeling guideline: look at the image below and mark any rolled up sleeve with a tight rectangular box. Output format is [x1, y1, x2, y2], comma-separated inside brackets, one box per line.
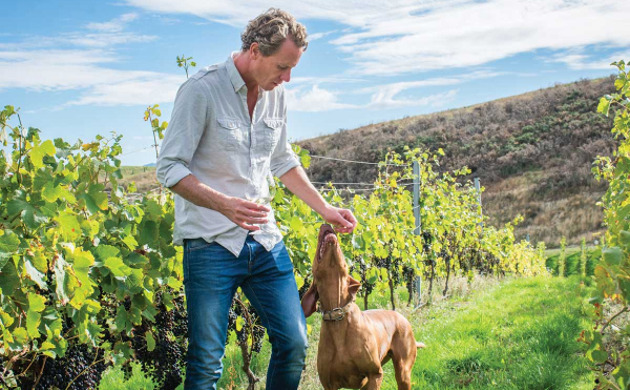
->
[269, 102, 300, 178]
[156, 79, 209, 188]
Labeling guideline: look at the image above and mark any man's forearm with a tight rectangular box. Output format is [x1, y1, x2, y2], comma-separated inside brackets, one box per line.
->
[279, 166, 357, 233]
[279, 166, 329, 215]
[170, 174, 230, 212]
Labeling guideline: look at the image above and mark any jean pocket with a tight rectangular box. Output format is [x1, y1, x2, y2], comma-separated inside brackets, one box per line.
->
[186, 238, 215, 252]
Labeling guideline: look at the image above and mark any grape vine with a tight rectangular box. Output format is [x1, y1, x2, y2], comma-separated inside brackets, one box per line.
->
[584, 60, 630, 390]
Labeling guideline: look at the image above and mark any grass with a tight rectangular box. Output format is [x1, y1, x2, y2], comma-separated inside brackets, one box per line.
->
[393, 276, 595, 390]
[102, 276, 595, 389]
[99, 362, 155, 390]
[220, 276, 596, 389]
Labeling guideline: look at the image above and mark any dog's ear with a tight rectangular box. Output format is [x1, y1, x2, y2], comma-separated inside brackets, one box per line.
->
[301, 282, 319, 318]
[347, 275, 361, 299]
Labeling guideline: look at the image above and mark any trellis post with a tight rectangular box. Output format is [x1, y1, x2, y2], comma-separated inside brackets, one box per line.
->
[413, 160, 422, 307]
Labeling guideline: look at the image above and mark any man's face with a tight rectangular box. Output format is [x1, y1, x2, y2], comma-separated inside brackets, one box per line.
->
[252, 39, 303, 91]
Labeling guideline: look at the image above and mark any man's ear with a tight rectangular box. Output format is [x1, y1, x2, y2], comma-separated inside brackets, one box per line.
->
[249, 42, 261, 59]
[301, 282, 319, 318]
[347, 276, 361, 299]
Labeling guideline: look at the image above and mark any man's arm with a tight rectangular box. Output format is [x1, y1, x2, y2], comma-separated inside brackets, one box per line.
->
[279, 166, 357, 233]
[170, 175, 270, 231]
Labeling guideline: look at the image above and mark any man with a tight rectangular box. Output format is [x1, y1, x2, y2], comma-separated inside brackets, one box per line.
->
[156, 8, 357, 390]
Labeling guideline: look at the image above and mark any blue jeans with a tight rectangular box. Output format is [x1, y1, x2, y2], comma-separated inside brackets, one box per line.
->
[182, 236, 308, 390]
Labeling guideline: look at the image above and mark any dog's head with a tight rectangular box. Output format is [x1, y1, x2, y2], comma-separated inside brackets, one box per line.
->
[301, 224, 360, 317]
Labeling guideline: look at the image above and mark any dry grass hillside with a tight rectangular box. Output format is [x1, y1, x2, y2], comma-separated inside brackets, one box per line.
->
[123, 77, 617, 247]
[298, 77, 617, 246]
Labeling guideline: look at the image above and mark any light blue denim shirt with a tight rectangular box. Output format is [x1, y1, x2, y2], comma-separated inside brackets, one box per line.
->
[156, 54, 301, 256]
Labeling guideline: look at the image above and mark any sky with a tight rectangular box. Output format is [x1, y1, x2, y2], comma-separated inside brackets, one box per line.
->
[1, 0, 629, 166]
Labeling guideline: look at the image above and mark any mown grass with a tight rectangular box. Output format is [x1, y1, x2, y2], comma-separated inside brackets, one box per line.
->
[99, 362, 155, 390]
[393, 276, 595, 390]
[102, 276, 595, 389]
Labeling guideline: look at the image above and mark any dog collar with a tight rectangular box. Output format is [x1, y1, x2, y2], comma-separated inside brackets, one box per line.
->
[320, 300, 354, 321]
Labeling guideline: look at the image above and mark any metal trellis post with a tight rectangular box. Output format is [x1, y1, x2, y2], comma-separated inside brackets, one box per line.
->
[413, 160, 422, 308]
[474, 177, 483, 230]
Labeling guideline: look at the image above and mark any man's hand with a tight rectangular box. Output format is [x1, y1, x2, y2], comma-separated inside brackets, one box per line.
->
[321, 205, 357, 234]
[170, 175, 271, 231]
[219, 197, 271, 231]
[279, 167, 358, 234]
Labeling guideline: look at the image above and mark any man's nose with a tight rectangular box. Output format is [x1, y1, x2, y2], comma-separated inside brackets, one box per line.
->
[281, 69, 291, 83]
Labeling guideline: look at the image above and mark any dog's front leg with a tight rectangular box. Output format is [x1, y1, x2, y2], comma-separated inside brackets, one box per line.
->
[360, 370, 383, 390]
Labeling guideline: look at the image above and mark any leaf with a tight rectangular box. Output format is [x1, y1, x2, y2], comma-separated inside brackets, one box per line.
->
[235, 316, 244, 332]
[603, 247, 623, 266]
[88, 184, 108, 210]
[69, 248, 94, 286]
[7, 198, 47, 229]
[619, 231, 630, 251]
[53, 255, 70, 305]
[25, 258, 46, 289]
[115, 307, 132, 333]
[0, 309, 14, 327]
[12, 327, 29, 344]
[290, 216, 303, 231]
[42, 182, 63, 202]
[105, 256, 131, 278]
[26, 310, 41, 339]
[146, 332, 156, 352]
[123, 235, 139, 250]
[589, 349, 609, 364]
[0, 230, 20, 264]
[0, 260, 20, 293]
[95, 245, 120, 262]
[86, 322, 103, 347]
[30, 139, 56, 169]
[54, 211, 81, 242]
[138, 220, 158, 246]
[28, 292, 46, 312]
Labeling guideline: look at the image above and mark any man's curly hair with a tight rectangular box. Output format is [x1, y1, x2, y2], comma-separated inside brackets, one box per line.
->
[241, 8, 308, 56]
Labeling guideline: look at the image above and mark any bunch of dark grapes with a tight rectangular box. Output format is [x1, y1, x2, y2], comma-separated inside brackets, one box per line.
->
[422, 232, 433, 253]
[171, 297, 188, 338]
[352, 259, 375, 297]
[251, 325, 267, 353]
[403, 265, 416, 295]
[227, 306, 238, 332]
[230, 299, 266, 354]
[131, 302, 187, 390]
[31, 344, 107, 390]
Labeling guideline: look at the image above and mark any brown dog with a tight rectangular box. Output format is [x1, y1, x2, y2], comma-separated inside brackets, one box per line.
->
[301, 224, 425, 390]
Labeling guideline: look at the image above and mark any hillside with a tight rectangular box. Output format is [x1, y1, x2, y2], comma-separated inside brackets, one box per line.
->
[298, 77, 617, 246]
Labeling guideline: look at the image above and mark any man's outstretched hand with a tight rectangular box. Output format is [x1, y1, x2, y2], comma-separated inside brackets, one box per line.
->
[321, 206, 357, 234]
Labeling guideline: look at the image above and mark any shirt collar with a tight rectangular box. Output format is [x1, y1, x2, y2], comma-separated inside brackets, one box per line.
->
[226, 52, 246, 93]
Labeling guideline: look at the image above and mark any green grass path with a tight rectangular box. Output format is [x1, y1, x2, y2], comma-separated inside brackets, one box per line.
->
[100, 276, 595, 389]
[381, 276, 594, 390]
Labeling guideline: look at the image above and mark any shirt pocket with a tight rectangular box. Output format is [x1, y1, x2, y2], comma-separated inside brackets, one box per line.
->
[261, 118, 283, 153]
[217, 118, 243, 151]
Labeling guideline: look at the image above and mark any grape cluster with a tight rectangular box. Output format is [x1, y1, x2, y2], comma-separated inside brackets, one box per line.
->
[251, 325, 266, 353]
[31, 344, 107, 390]
[229, 298, 267, 355]
[130, 297, 187, 390]
[351, 259, 375, 297]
